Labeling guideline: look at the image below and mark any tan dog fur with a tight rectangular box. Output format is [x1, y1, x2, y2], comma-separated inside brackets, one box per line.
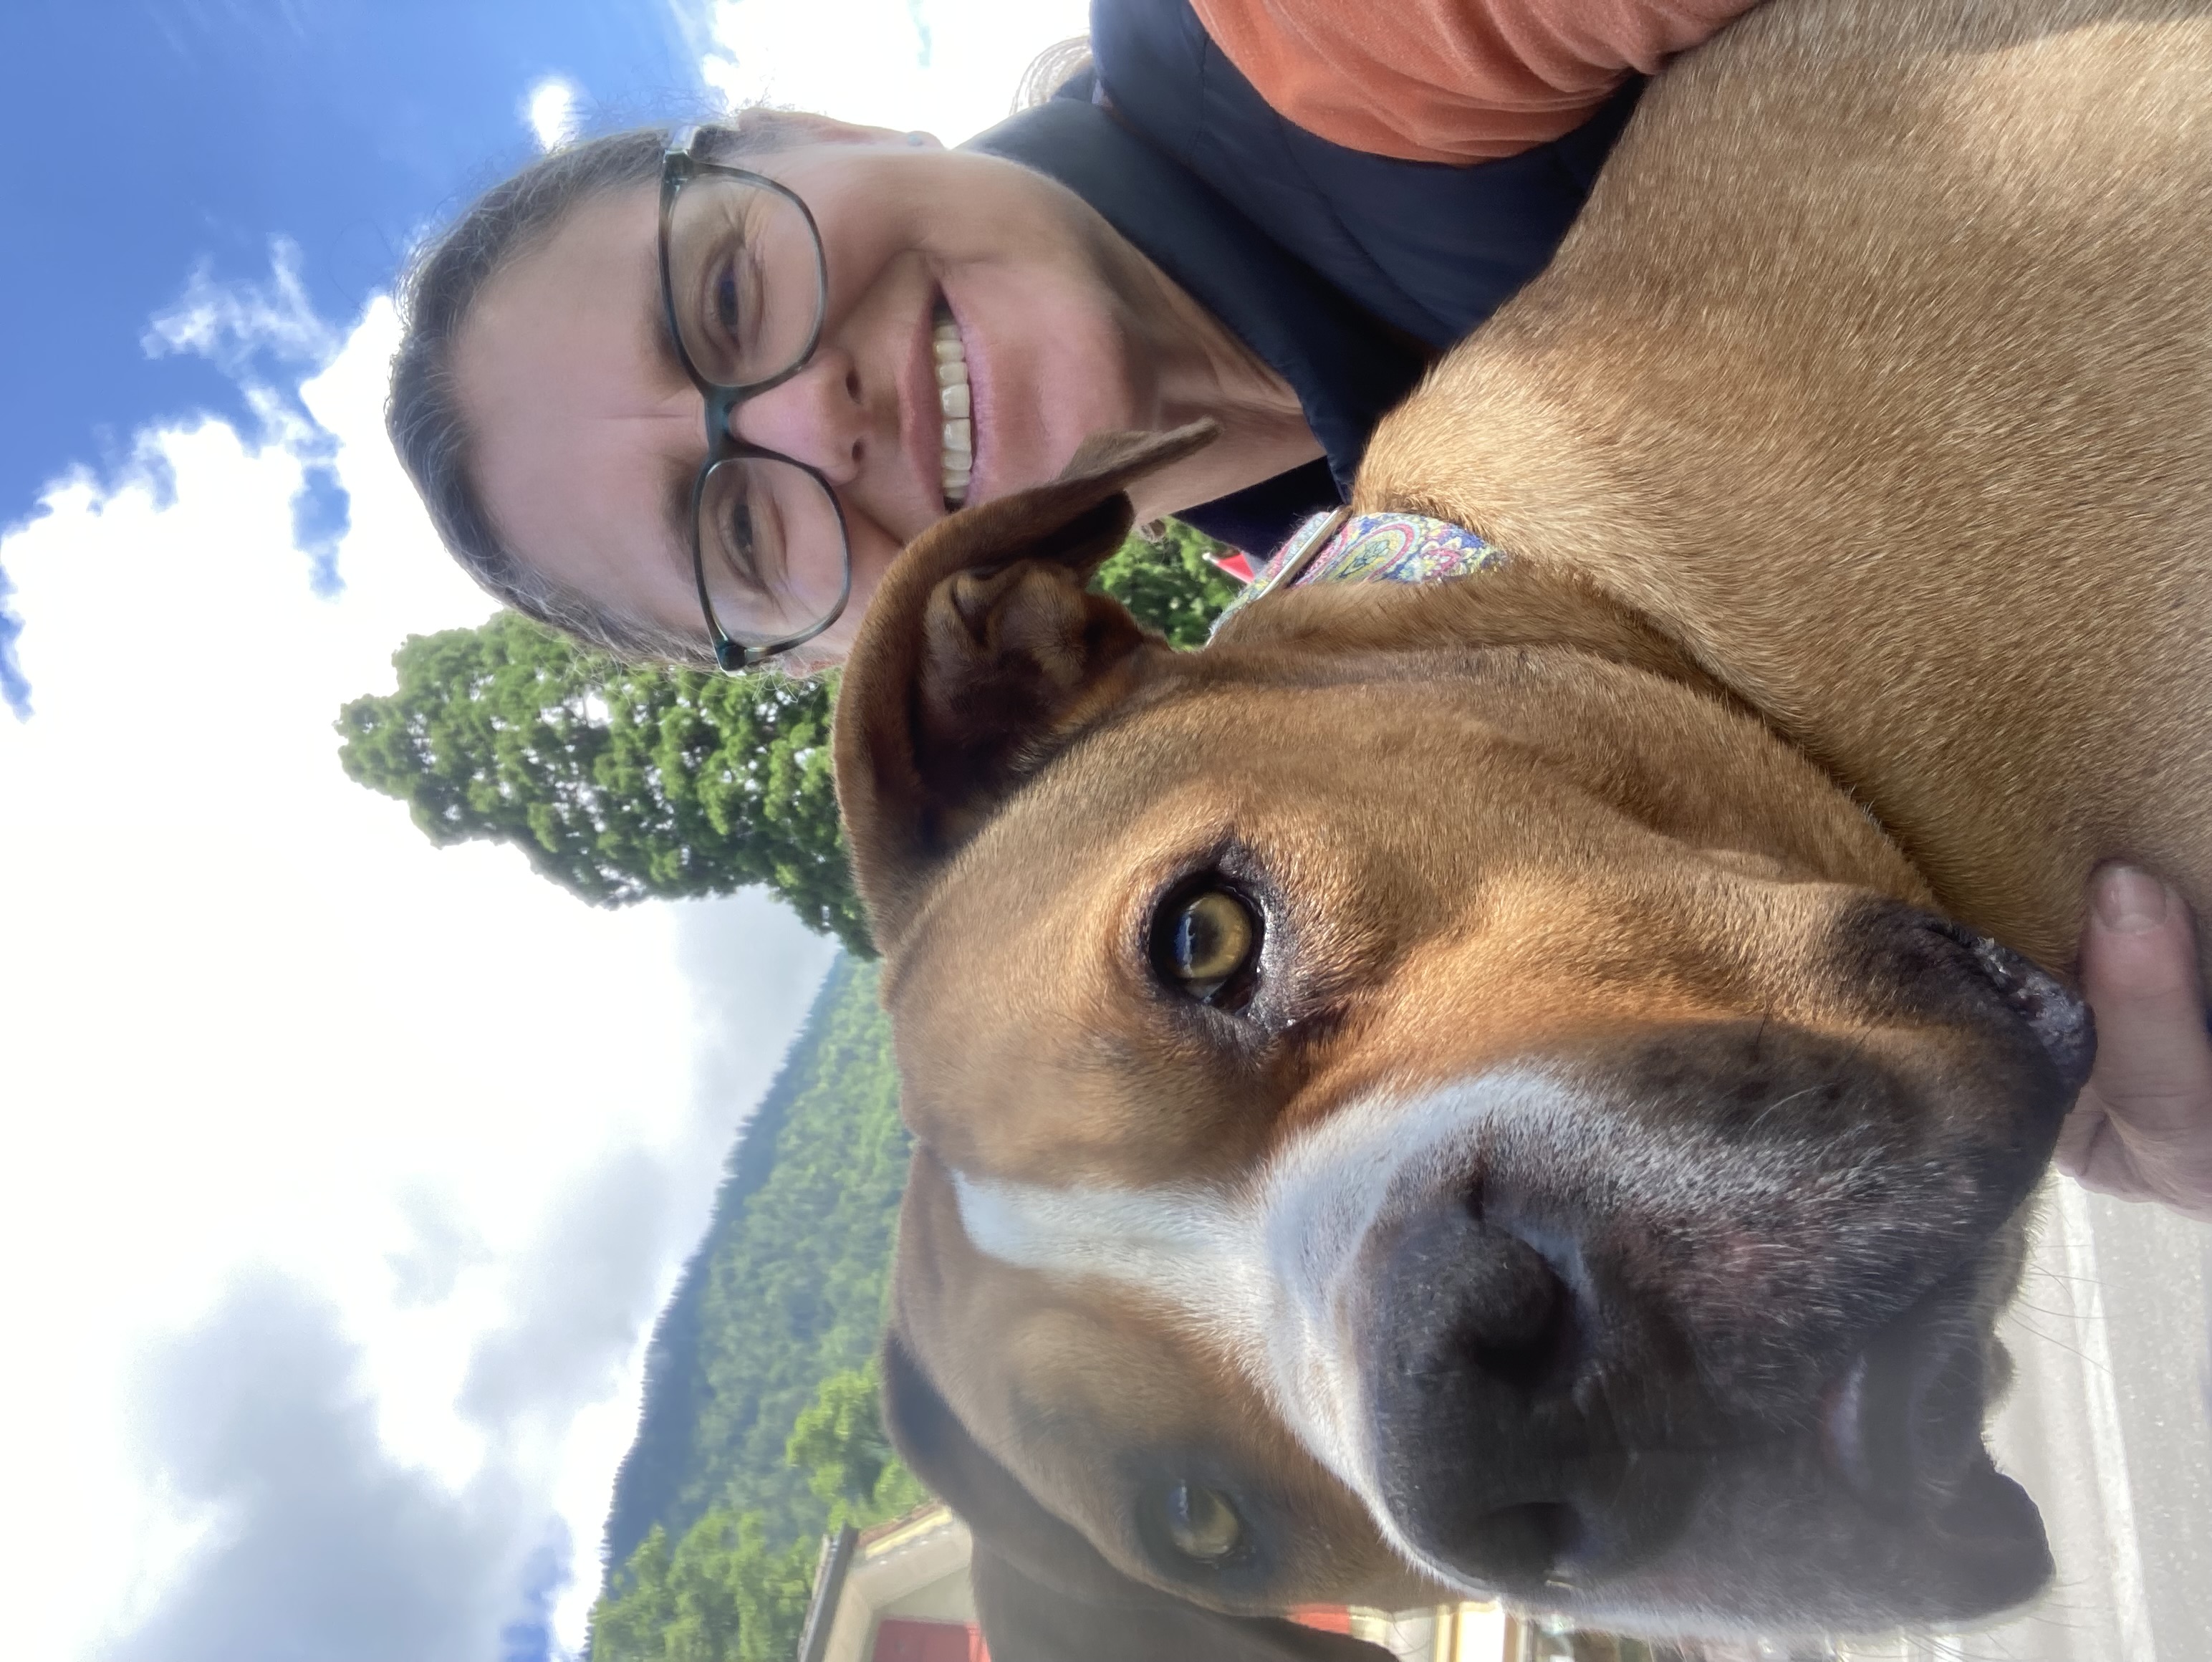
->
[831, 0, 2212, 1648]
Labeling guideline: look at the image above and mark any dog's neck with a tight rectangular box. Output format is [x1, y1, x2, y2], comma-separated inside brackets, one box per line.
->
[1354, 368, 2212, 974]
[1337, 0, 2212, 977]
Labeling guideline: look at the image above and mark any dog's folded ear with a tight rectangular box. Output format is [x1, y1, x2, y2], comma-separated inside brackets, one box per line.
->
[880, 1332, 1397, 1662]
[833, 421, 1218, 953]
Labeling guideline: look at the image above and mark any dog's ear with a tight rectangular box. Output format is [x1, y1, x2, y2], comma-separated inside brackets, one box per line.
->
[833, 421, 1218, 952]
[880, 1332, 1397, 1662]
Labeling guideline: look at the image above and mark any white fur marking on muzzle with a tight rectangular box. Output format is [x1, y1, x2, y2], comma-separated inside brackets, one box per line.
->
[949, 1069, 1589, 1509]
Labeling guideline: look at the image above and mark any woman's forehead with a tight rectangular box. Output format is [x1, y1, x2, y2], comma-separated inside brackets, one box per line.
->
[452, 183, 702, 629]
[464, 184, 668, 392]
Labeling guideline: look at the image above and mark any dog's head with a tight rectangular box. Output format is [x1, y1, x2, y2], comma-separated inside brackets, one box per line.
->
[839, 428, 2087, 1645]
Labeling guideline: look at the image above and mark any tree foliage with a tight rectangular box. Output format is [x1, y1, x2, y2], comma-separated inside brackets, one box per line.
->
[590, 1359, 931, 1662]
[1093, 517, 1244, 649]
[337, 526, 1239, 1660]
[785, 1360, 928, 1528]
[601, 958, 911, 1562]
[335, 522, 1236, 952]
[587, 962, 921, 1662]
[335, 614, 868, 951]
[587, 1513, 817, 1662]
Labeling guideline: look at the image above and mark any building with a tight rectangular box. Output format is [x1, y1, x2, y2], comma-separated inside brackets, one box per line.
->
[791, 1503, 1691, 1662]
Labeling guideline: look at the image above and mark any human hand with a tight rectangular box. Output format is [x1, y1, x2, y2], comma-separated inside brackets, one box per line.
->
[2054, 865, 2212, 1221]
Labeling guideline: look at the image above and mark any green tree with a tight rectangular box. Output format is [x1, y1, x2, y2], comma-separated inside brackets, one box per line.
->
[785, 1360, 928, 1528]
[587, 1511, 818, 1662]
[335, 612, 869, 951]
[1094, 518, 1244, 648]
[336, 523, 1237, 947]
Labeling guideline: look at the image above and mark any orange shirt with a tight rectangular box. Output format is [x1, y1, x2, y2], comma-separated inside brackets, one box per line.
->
[1189, 0, 1762, 162]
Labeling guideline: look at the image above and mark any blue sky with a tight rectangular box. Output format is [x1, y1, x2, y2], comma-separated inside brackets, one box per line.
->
[0, 0, 706, 711]
[0, 4, 1083, 1660]
[0, 0, 704, 519]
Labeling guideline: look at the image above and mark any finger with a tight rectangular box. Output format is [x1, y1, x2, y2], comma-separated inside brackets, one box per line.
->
[2054, 1098, 2148, 1197]
[2077, 865, 2212, 1136]
[2052, 1093, 2107, 1178]
[2075, 866, 2212, 1217]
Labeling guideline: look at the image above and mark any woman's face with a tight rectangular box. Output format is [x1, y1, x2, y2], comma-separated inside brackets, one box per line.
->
[454, 120, 1183, 661]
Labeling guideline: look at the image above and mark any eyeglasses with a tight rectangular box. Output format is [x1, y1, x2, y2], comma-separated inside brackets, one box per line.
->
[659, 127, 851, 671]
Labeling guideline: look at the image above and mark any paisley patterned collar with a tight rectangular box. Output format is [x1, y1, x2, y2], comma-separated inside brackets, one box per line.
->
[1208, 507, 1506, 638]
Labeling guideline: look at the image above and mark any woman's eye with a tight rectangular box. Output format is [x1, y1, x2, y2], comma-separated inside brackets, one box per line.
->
[711, 256, 758, 352]
[727, 499, 759, 559]
[705, 245, 764, 354]
[1155, 887, 1259, 1005]
[1163, 1482, 1244, 1562]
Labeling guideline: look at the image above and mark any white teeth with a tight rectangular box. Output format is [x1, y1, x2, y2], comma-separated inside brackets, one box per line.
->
[934, 311, 972, 506]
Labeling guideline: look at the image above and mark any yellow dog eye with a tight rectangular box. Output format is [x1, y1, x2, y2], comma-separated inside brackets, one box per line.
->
[1164, 1482, 1244, 1562]
[1159, 888, 1258, 1004]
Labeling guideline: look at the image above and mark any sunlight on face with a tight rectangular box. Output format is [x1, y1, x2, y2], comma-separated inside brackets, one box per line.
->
[456, 127, 1165, 662]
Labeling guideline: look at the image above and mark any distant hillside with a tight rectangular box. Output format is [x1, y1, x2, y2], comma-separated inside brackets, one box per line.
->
[600, 955, 908, 1572]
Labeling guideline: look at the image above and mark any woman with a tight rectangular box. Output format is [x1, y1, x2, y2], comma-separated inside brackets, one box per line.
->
[389, 0, 2212, 1214]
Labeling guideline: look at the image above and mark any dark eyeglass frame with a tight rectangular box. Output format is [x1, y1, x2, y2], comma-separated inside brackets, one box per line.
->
[658, 126, 852, 671]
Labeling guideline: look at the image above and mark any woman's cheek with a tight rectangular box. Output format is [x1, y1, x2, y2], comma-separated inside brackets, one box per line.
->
[845, 519, 905, 618]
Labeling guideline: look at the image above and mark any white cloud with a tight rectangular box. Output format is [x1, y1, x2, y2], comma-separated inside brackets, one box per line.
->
[143, 236, 342, 378]
[4, 2, 1070, 1651]
[0, 291, 834, 1659]
[701, 0, 1090, 142]
[526, 76, 584, 150]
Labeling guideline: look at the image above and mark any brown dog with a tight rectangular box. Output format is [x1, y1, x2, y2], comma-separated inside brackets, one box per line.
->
[832, 0, 2212, 1651]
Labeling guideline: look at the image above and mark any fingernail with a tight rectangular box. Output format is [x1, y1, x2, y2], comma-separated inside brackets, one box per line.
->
[2093, 864, 2171, 932]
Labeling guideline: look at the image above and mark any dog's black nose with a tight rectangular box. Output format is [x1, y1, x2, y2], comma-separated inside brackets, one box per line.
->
[1377, 1197, 1570, 1392]
[1362, 1193, 1612, 1590]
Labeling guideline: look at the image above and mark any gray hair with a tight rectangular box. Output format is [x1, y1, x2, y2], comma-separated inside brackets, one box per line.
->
[385, 119, 787, 668]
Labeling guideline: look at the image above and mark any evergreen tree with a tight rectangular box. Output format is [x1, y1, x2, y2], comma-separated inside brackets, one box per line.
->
[590, 1361, 928, 1661]
[335, 613, 867, 951]
[784, 1360, 928, 1527]
[587, 1512, 817, 1662]
[336, 523, 1236, 951]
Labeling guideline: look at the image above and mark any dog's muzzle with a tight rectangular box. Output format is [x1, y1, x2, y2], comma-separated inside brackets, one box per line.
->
[1336, 900, 2078, 1621]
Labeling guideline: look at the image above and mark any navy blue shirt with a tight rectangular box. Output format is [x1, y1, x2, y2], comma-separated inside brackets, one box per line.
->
[966, 0, 1641, 552]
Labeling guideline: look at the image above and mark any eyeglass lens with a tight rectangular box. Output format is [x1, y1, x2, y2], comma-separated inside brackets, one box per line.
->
[696, 456, 845, 645]
[667, 174, 821, 393]
[668, 173, 844, 651]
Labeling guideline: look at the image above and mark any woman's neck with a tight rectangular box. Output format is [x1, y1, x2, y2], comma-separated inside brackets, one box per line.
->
[1116, 248, 1324, 528]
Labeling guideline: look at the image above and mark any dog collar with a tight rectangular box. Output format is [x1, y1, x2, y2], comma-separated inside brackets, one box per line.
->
[1208, 508, 1506, 638]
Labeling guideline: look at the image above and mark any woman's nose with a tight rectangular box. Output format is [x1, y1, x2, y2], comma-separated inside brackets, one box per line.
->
[726, 349, 870, 484]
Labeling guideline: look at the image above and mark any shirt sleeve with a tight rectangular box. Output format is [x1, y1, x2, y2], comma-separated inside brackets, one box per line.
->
[1188, 0, 1764, 162]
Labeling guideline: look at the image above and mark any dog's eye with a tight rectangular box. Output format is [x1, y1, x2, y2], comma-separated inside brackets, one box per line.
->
[1154, 887, 1260, 1005]
[1163, 1481, 1244, 1562]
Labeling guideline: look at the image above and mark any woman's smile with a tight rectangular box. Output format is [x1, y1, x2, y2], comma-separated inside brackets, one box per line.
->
[448, 120, 1314, 663]
[933, 301, 974, 506]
